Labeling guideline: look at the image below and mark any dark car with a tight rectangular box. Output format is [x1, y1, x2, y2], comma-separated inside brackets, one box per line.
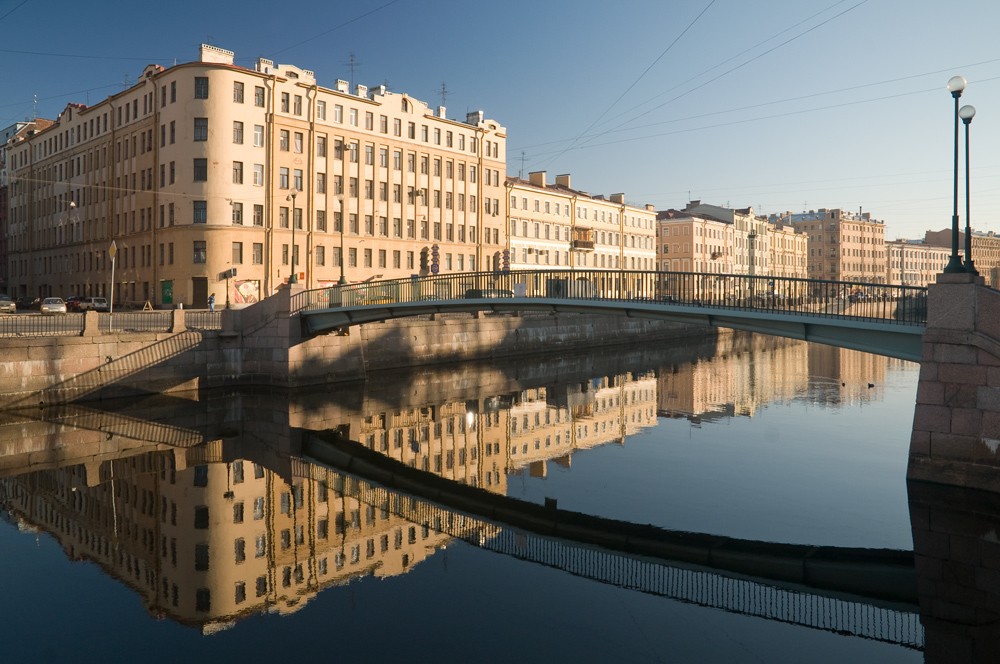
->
[16, 296, 40, 311]
[465, 288, 515, 299]
[65, 296, 83, 312]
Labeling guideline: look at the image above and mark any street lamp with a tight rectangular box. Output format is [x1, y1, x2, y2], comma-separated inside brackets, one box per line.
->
[337, 195, 347, 285]
[286, 189, 299, 283]
[944, 75, 967, 273]
[960, 104, 978, 275]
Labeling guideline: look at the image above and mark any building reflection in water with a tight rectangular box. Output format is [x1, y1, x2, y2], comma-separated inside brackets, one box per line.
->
[0, 333, 937, 644]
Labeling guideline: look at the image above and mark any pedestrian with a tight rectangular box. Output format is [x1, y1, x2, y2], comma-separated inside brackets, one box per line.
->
[208, 293, 216, 312]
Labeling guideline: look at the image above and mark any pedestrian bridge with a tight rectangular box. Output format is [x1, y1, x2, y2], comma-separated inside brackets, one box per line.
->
[294, 270, 927, 361]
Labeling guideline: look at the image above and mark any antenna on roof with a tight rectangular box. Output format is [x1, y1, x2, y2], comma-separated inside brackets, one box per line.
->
[519, 151, 526, 179]
[437, 82, 449, 108]
[345, 52, 361, 89]
[32, 94, 37, 120]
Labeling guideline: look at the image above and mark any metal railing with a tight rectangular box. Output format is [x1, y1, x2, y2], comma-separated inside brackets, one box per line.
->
[99, 311, 172, 333]
[0, 313, 85, 337]
[292, 269, 928, 326]
[184, 310, 221, 330]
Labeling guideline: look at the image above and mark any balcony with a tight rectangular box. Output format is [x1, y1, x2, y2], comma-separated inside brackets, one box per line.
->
[571, 239, 595, 251]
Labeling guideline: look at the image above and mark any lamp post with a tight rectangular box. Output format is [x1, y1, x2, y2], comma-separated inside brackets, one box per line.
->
[286, 189, 299, 283]
[944, 75, 967, 273]
[338, 195, 347, 285]
[960, 104, 978, 275]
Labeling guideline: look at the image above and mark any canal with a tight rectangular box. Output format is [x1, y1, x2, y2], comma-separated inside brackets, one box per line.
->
[0, 331, 960, 662]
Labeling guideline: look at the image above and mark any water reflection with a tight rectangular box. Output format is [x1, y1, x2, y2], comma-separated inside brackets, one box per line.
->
[0, 333, 957, 659]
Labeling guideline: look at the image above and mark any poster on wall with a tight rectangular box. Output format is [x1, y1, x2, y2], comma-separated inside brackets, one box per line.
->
[233, 279, 260, 304]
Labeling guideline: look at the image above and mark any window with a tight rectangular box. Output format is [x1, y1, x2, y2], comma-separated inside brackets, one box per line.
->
[334, 104, 343, 123]
[193, 240, 207, 263]
[253, 242, 263, 263]
[232, 161, 243, 184]
[193, 158, 207, 181]
[233, 81, 244, 103]
[279, 167, 289, 189]
[194, 118, 208, 141]
[317, 210, 327, 231]
[231, 202, 243, 224]
[232, 241, 243, 264]
[194, 77, 209, 99]
[317, 172, 326, 193]
[317, 136, 327, 157]
[195, 544, 209, 570]
[293, 95, 302, 115]
[279, 130, 289, 151]
[349, 108, 358, 125]
[294, 132, 303, 153]
[194, 505, 209, 528]
[293, 169, 303, 191]
[253, 125, 264, 147]
[316, 245, 325, 266]
[233, 121, 243, 144]
[235, 539, 245, 563]
[253, 204, 263, 227]
[193, 201, 207, 224]
[280, 92, 289, 112]
[253, 164, 264, 186]
[254, 86, 265, 107]
[317, 100, 326, 120]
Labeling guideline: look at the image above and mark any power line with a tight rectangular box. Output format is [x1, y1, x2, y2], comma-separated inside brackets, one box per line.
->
[269, 0, 407, 58]
[538, 0, 717, 170]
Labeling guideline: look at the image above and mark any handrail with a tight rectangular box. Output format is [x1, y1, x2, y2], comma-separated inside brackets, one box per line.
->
[292, 269, 928, 326]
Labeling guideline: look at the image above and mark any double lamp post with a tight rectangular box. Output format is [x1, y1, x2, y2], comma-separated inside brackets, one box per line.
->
[944, 75, 979, 276]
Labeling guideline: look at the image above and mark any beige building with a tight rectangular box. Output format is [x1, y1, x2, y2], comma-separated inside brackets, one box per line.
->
[506, 171, 657, 272]
[923, 228, 1000, 288]
[6, 44, 507, 308]
[885, 239, 952, 287]
[655, 202, 808, 300]
[779, 208, 887, 284]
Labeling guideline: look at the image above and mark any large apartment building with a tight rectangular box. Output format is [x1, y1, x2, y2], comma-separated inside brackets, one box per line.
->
[506, 171, 656, 272]
[779, 208, 887, 283]
[5, 44, 507, 308]
[884, 239, 952, 287]
[656, 202, 807, 279]
[923, 228, 1000, 288]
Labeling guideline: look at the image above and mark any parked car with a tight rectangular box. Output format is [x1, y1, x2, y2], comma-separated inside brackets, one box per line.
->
[464, 288, 515, 299]
[64, 296, 83, 312]
[0, 294, 15, 314]
[39, 297, 67, 315]
[16, 296, 40, 311]
[78, 296, 109, 312]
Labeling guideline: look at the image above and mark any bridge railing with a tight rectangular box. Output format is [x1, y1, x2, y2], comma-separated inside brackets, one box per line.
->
[291, 270, 928, 326]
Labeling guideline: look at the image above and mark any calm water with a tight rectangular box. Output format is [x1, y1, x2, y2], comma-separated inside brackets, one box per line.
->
[0, 333, 926, 662]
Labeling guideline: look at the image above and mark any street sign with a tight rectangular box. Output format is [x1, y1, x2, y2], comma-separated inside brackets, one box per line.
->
[109, 240, 118, 259]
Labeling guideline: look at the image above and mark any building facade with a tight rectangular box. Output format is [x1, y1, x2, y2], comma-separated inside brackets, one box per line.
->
[656, 202, 807, 279]
[780, 208, 887, 284]
[923, 229, 1000, 288]
[6, 45, 507, 308]
[884, 239, 952, 287]
[506, 171, 656, 273]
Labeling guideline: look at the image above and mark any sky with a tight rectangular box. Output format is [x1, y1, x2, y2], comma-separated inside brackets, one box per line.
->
[2, 0, 999, 240]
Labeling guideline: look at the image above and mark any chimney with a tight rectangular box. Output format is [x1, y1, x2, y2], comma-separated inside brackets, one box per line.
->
[555, 174, 571, 189]
[199, 44, 235, 65]
[335, 79, 349, 93]
[466, 110, 484, 126]
[437, 106, 446, 118]
[528, 171, 546, 187]
[356, 84, 368, 98]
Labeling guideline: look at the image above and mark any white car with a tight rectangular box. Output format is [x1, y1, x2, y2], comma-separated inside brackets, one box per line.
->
[39, 297, 67, 314]
[0, 295, 15, 314]
[78, 297, 109, 311]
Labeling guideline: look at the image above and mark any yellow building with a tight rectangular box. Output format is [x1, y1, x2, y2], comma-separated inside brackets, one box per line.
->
[6, 44, 507, 308]
[507, 171, 657, 272]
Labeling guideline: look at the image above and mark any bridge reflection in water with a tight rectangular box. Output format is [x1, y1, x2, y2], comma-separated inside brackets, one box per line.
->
[0, 335, 976, 659]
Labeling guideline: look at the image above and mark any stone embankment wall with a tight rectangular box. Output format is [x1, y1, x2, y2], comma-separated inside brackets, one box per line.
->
[0, 286, 708, 406]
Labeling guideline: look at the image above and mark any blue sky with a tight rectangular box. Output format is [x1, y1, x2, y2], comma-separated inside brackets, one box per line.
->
[2, 0, 999, 239]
